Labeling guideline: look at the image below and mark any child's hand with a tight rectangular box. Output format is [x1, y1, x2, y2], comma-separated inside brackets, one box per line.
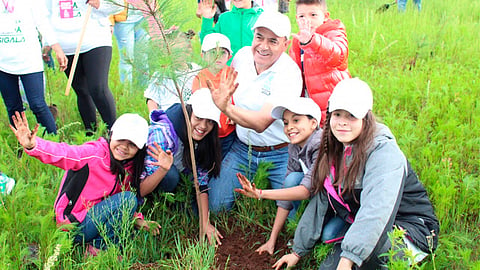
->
[204, 222, 223, 246]
[198, 0, 216, 19]
[148, 142, 173, 172]
[272, 253, 300, 270]
[234, 173, 260, 199]
[10, 111, 38, 150]
[256, 238, 275, 255]
[135, 219, 161, 236]
[294, 17, 314, 44]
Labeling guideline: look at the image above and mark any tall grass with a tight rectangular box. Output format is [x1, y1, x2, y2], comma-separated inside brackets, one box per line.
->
[0, 0, 478, 269]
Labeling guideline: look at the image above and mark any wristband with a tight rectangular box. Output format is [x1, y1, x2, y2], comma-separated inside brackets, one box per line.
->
[292, 251, 301, 259]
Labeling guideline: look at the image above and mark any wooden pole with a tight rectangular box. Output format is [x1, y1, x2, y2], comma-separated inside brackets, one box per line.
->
[65, 5, 93, 96]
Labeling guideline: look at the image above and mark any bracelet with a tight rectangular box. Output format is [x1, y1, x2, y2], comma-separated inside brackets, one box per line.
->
[292, 251, 301, 259]
[258, 189, 262, 200]
[300, 36, 313, 46]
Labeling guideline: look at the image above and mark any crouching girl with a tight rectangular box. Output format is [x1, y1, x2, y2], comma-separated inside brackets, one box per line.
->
[274, 78, 439, 270]
[10, 112, 160, 255]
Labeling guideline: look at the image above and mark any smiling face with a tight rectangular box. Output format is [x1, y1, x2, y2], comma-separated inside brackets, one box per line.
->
[190, 112, 215, 141]
[283, 110, 318, 148]
[330, 110, 364, 145]
[203, 47, 230, 74]
[232, 0, 252, 9]
[251, 27, 290, 74]
[296, 3, 328, 30]
[110, 139, 139, 161]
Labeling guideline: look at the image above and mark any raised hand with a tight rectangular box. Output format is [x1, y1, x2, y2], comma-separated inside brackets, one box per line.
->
[198, 0, 216, 19]
[10, 111, 38, 150]
[234, 173, 260, 199]
[293, 17, 314, 44]
[272, 253, 300, 270]
[207, 67, 238, 113]
[148, 142, 173, 172]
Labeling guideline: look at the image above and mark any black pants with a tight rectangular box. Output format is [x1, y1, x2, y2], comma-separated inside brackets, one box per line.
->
[65, 46, 116, 131]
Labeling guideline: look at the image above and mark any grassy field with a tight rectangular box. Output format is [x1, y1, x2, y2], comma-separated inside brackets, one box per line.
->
[0, 0, 479, 269]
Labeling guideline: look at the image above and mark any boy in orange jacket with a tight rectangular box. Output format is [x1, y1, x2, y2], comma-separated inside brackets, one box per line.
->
[289, 0, 350, 127]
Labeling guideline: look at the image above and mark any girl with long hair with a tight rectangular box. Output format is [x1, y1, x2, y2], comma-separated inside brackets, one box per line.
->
[274, 78, 439, 270]
[10, 112, 160, 256]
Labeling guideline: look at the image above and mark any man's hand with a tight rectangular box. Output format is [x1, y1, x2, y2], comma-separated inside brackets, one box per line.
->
[207, 67, 238, 113]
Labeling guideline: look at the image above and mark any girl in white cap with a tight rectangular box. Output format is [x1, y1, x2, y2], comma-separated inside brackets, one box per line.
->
[235, 96, 323, 255]
[10, 112, 160, 256]
[273, 78, 439, 269]
[140, 89, 224, 245]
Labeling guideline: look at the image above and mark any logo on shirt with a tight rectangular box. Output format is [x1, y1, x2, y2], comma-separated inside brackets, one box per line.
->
[60, 0, 81, 18]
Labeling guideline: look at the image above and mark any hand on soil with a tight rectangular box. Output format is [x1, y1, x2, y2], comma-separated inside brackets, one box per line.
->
[206, 223, 223, 246]
[10, 111, 38, 150]
[272, 253, 300, 270]
[256, 239, 275, 255]
[234, 173, 260, 199]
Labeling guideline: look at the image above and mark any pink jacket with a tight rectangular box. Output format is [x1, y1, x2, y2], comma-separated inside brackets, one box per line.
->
[289, 18, 351, 127]
[26, 137, 134, 225]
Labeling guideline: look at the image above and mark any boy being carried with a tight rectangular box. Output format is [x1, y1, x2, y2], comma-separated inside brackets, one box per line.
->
[289, 0, 350, 127]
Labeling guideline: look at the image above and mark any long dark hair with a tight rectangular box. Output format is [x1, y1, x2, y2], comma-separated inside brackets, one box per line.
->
[312, 111, 376, 196]
[181, 104, 222, 177]
[108, 139, 147, 198]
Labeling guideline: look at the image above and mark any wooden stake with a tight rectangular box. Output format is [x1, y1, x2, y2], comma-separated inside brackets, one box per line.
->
[65, 5, 93, 96]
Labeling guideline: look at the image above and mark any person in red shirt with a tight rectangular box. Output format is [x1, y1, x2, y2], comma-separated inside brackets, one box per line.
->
[289, 0, 351, 127]
[192, 33, 235, 158]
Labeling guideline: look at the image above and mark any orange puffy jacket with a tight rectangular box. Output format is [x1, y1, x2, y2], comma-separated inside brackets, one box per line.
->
[289, 18, 351, 127]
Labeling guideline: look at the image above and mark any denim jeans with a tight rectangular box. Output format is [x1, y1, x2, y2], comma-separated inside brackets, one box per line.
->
[321, 216, 347, 242]
[397, 0, 421, 11]
[0, 70, 56, 134]
[208, 137, 289, 213]
[283, 172, 304, 220]
[113, 19, 148, 86]
[74, 191, 138, 249]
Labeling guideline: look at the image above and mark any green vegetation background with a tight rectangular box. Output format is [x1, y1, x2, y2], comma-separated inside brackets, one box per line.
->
[0, 0, 478, 269]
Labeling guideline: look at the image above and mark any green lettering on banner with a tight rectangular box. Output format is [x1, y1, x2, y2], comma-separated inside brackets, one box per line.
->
[0, 36, 26, 43]
[15, 26, 22, 33]
[74, 11, 81, 17]
[72, 2, 78, 8]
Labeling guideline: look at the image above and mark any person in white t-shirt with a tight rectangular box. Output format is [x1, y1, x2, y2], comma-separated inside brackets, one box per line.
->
[0, 0, 67, 134]
[206, 11, 302, 213]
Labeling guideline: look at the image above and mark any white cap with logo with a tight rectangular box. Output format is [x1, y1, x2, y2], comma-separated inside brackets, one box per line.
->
[111, 113, 149, 148]
[328, 78, 373, 119]
[253, 11, 291, 39]
[202, 33, 233, 54]
[187, 88, 222, 127]
[271, 97, 322, 126]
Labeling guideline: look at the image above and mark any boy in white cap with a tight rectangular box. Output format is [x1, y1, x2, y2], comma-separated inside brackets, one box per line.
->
[206, 11, 303, 213]
[192, 33, 235, 157]
[235, 97, 323, 255]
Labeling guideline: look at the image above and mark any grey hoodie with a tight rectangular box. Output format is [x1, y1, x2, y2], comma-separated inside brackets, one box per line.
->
[292, 123, 439, 267]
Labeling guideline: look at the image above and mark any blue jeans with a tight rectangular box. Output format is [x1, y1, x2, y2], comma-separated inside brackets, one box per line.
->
[113, 19, 148, 86]
[155, 165, 180, 193]
[283, 172, 304, 220]
[321, 216, 346, 242]
[74, 191, 138, 249]
[0, 70, 57, 134]
[208, 137, 289, 213]
[397, 0, 421, 11]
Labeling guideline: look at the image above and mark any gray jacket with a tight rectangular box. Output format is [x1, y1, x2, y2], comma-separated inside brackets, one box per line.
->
[292, 123, 439, 266]
[277, 128, 322, 210]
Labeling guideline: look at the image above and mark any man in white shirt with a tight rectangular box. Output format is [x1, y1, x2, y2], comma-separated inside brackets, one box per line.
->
[207, 11, 302, 212]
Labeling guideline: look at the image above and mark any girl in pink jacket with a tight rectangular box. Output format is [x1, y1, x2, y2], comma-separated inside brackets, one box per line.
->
[10, 112, 162, 255]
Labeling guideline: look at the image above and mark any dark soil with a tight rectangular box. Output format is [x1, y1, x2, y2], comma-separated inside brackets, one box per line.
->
[215, 220, 290, 270]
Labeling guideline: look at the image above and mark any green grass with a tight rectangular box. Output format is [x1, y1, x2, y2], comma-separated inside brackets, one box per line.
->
[0, 0, 479, 269]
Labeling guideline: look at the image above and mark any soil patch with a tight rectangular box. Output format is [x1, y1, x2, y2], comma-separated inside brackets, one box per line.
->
[215, 219, 290, 270]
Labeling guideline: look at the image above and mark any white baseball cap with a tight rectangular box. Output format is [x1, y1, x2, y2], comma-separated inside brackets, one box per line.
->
[253, 11, 291, 39]
[201, 33, 233, 54]
[187, 88, 222, 127]
[328, 78, 373, 119]
[111, 113, 149, 149]
[271, 97, 322, 126]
